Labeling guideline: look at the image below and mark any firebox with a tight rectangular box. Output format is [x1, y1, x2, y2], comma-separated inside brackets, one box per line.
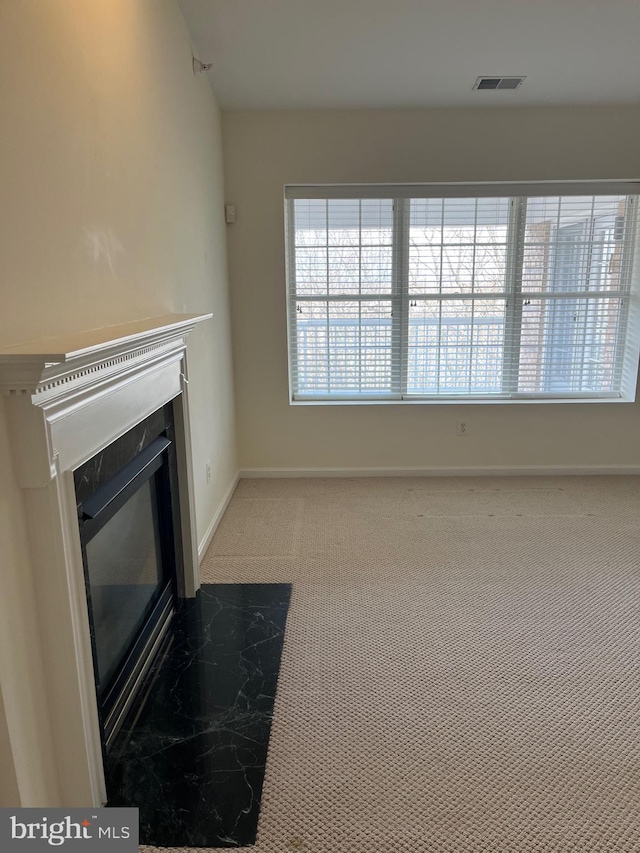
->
[74, 404, 182, 750]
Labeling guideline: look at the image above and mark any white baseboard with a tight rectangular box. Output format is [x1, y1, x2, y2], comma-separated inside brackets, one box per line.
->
[240, 465, 640, 479]
[198, 471, 240, 562]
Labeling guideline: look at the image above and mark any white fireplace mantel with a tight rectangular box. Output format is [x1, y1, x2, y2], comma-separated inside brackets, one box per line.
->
[0, 313, 209, 392]
[1, 313, 212, 807]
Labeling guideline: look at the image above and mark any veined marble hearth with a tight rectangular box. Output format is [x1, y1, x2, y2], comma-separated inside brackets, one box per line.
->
[0, 314, 211, 807]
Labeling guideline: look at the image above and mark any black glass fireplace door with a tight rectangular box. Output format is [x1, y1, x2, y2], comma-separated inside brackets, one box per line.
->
[78, 437, 178, 749]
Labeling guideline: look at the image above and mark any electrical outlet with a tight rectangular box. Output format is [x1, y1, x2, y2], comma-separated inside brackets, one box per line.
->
[457, 420, 469, 437]
[206, 461, 211, 483]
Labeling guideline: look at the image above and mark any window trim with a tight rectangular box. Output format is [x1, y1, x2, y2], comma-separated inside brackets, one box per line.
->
[286, 181, 640, 200]
[285, 182, 640, 406]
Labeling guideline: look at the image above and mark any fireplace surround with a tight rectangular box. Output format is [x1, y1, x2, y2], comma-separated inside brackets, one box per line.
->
[0, 314, 211, 806]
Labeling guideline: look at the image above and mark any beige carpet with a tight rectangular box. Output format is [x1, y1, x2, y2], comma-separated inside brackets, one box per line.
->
[147, 476, 640, 852]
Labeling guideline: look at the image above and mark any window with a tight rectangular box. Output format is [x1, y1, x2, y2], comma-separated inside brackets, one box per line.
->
[285, 183, 640, 403]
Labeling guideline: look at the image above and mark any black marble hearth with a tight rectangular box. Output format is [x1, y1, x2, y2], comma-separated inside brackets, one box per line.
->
[105, 583, 292, 848]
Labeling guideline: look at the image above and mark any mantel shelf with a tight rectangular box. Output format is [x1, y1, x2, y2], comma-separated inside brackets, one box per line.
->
[0, 313, 212, 364]
[0, 313, 212, 397]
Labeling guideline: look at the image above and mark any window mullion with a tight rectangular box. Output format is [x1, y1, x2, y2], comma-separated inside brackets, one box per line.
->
[501, 197, 527, 395]
[286, 198, 300, 399]
[392, 198, 410, 396]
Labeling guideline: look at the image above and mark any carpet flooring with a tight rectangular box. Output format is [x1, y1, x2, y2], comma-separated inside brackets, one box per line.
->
[144, 476, 640, 852]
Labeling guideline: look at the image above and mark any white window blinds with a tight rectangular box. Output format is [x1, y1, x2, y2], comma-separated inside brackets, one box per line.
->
[285, 184, 640, 402]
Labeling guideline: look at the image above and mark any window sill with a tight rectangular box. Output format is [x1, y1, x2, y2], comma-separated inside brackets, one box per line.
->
[290, 395, 630, 406]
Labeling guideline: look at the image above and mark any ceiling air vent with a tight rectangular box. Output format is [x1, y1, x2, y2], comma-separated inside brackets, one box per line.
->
[474, 76, 526, 91]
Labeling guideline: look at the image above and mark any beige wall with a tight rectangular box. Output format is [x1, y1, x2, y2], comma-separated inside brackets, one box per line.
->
[223, 106, 640, 471]
[0, 684, 20, 808]
[0, 0, 236, 804]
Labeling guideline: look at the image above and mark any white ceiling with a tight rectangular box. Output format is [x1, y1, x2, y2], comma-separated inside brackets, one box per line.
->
[178, 0, 640, 111]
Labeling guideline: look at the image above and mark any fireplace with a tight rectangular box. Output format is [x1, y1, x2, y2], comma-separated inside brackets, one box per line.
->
[75, 405, 182, 749]
[0, 314, 211, 806]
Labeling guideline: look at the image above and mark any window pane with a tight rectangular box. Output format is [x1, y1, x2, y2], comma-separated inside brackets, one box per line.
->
[522, 196, 630, 294]
[361, 246, 393, 294]
[293, 199, 393, 297]
[327, 199, 361, 247]
[328, 245, 360, 294]
[407, 298, 506, 395]
[325, 199, 394, 247]
[409, 198, 509, 295]
[295, 247, 327, 296]
[408, 244, 441, 293]
[294, 199, 327, 246]
[295, 300, 393, 395]
[360, 199, 394, 245]
[518, 297, 624, 394]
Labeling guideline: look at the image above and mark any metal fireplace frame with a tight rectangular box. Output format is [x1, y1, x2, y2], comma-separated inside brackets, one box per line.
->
[76, 426, 180, 751]
[0, 314, 211, 806]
